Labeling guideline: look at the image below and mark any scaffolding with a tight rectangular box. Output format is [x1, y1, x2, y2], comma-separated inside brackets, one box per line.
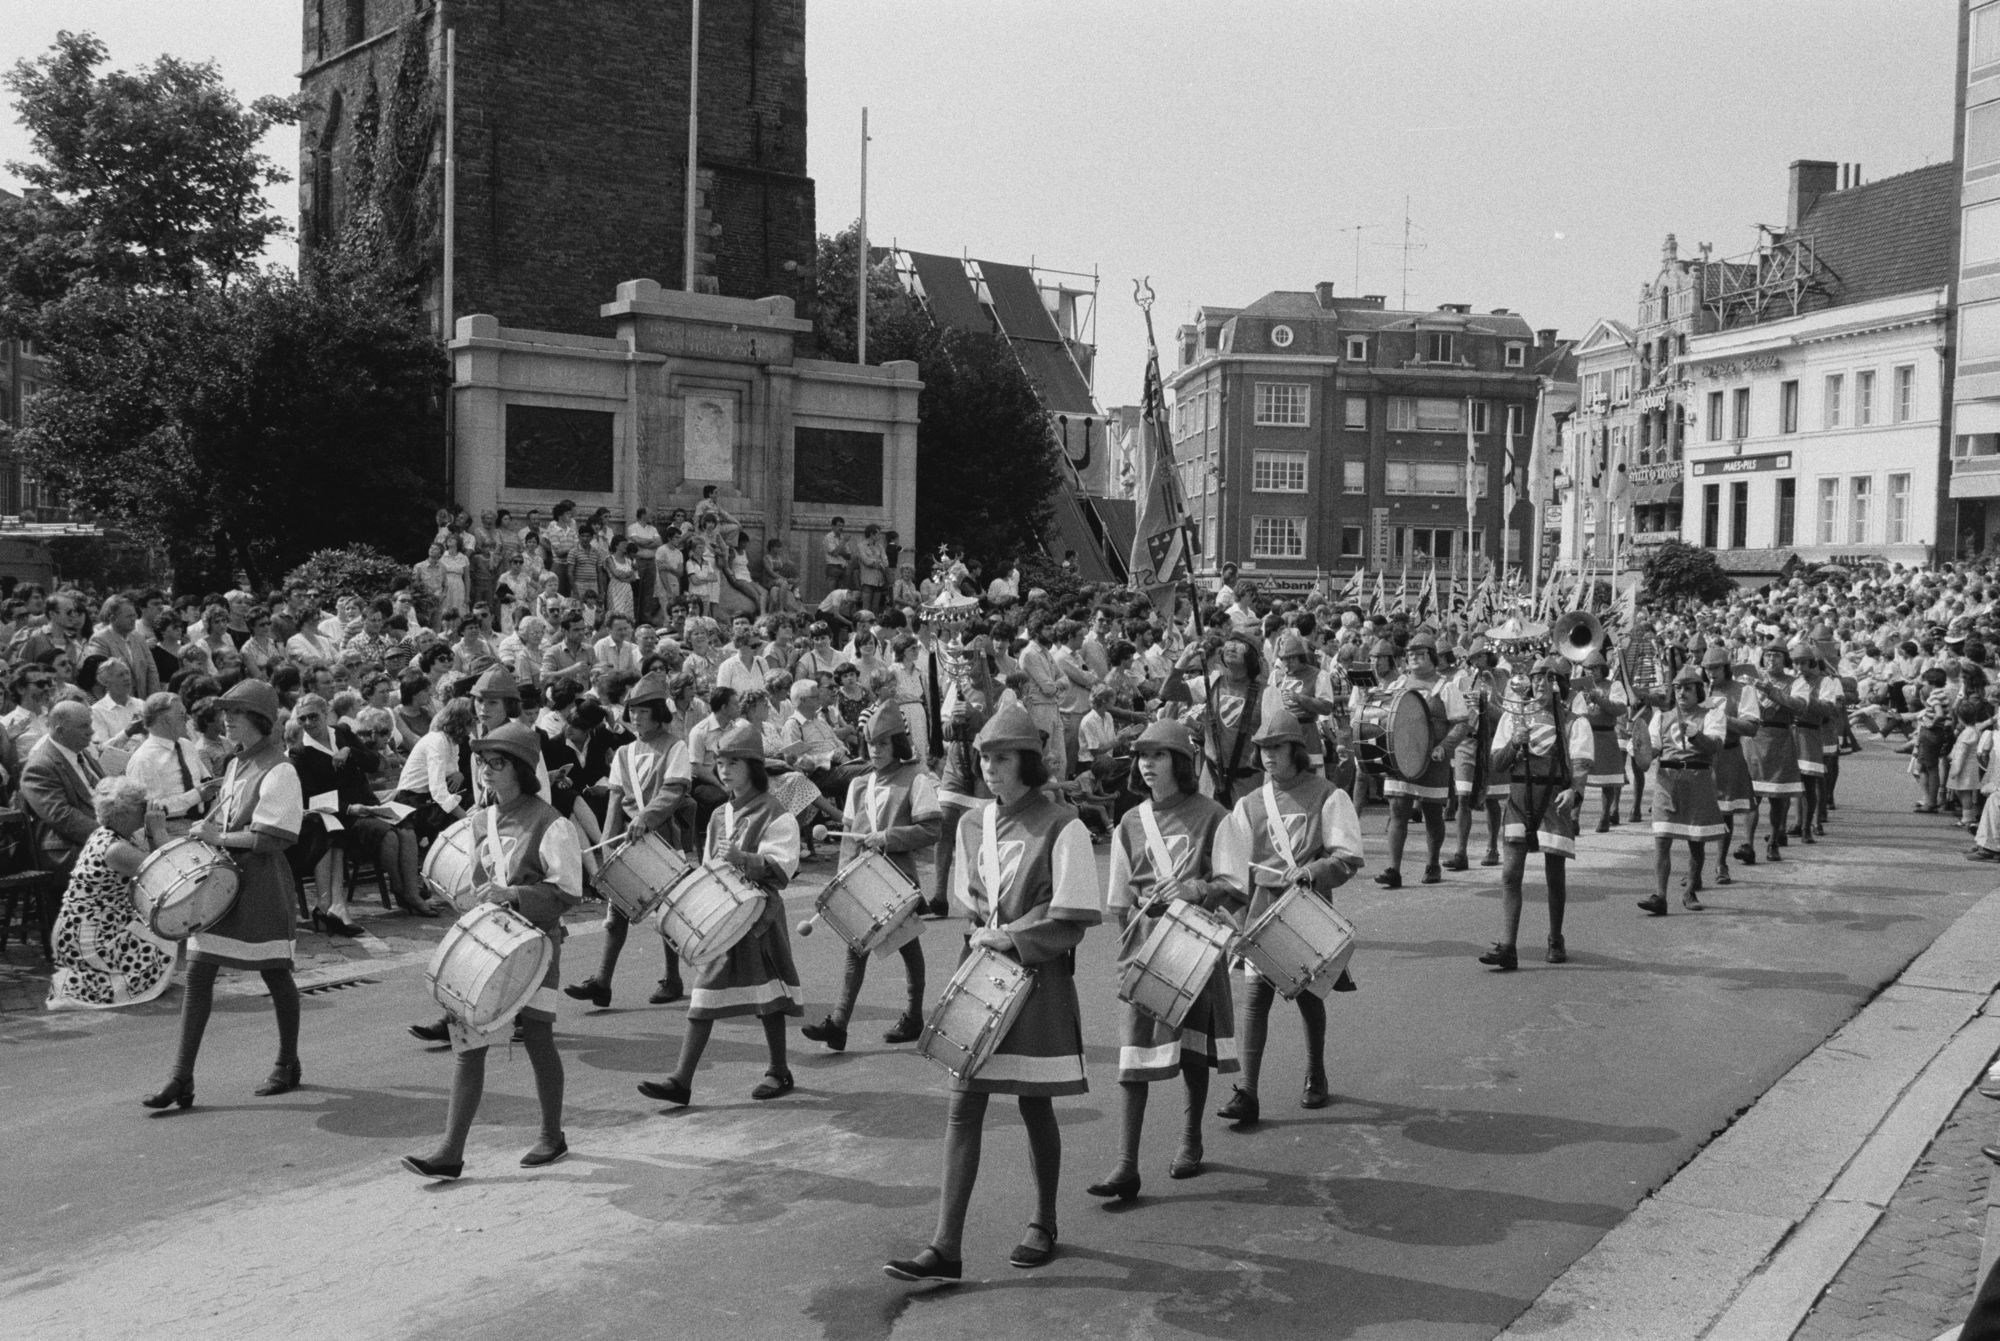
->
[1701, 227, 1839, 330]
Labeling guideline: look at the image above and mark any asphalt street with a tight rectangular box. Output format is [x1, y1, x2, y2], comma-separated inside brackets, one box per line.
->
[0, 748, 1983, 1341]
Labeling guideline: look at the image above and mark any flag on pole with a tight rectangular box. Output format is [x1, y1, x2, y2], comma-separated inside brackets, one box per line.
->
[1465, 396, 1479, 583]
[1130, 320, 1196, 612]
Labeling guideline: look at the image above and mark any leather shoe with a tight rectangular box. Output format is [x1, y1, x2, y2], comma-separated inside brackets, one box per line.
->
[1734, 844, 1756, 866]
[254, 1062, 302, 1097]
[520, 1134, 569, 1168]
[409, 1017, 451, 1043]
[800, 1015, 848, 1052]
[1545, 935, 1568, 965]
[1085, 1171, 1141, 1201]
[1443, 854, 1470, 872]
[1682, 892, 1705, 911]
[1373, 868, 1401, 889]
[1009, 1222, 1058, 1269]
[1216, 1084, 1259, 1124]
[637, 1076, 691, 1106]
[1168, 1149, 1204, 1179]
[1421, 863, 1443, 885]
[1301, 1076, 1330, 1109]
[883, 1247, 962, 1283]
[563, 978, 611, 1009]
[401, 1154, 463, 1180]
[1477, 943, 1518, 971]
[1636, 896, 1669, 917]
[883, 1009, 924, 1045]
[648, 980, 683, 1006]
[751, 1069, 795, 1100]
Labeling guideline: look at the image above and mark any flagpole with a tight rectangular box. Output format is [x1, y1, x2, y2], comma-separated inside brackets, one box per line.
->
[683, 0, 701, 292]
[857, 107, 869, 365]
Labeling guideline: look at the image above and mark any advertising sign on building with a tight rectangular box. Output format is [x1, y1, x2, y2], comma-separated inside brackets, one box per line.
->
[1372, 507, 1390, 565]
[1689, 452, 1792, 477]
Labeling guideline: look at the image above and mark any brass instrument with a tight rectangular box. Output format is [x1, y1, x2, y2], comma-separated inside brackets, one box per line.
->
[1550, 611, 1604, 664]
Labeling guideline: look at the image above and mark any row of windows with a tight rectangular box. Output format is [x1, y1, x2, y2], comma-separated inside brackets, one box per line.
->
[1695, 473, 1913, 550]
[1703, 365, 1918, 442]
[1227, 384, 1531, 434]
[1249, 451, 1493, 497]
[1250, 517, 1490, 562]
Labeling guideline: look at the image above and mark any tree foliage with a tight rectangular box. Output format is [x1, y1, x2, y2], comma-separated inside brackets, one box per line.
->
[1642, 538, 1735, 606]
[285, 544, 419, 608]
[812, 222, 1062, 572]
[19, 271, 445, 591]
[0, 32, 295, 333]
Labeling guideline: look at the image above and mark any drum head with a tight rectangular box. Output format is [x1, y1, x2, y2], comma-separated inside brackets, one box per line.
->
[1388, 690, 1433, 778]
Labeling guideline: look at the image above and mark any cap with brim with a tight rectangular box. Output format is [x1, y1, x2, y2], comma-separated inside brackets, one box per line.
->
[865, 703, 909, 743]
[974, 702, 1043, 752]
[1370, 639, 1398, 659]
[473, 665, 519, 699]
[1531, 655, 1572, 679]
[1701, 645, 1729, 668]
[716, 722, 765, 760]
[1672, 663, 1705, 686]
[1131, 719, 1196, 760]
[216, 679, 280, 725]
[626, 671, 672, 710]
[1251, 709, 1311, 749]
[1787, 639, 1816, 662]
[470, 721, 541, 771]
[1275, 631, 1309, 662]
[1407, 631, 1438, 654]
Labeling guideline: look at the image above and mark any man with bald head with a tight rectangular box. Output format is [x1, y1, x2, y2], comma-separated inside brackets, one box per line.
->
[21, 700, 102, 870]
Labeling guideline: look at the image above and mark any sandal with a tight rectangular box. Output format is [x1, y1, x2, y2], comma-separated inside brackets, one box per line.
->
[1009, 1221, 1058, 1269]
[750, 1069, 795, 1101]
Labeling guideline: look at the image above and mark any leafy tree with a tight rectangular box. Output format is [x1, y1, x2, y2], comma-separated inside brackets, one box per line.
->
[0, 32, 295, 332]
[813, 222, 1062, 571]
[286, 544, 422, 610]
[1643, 538, 1734, 606]
[19, 271, 445, 590]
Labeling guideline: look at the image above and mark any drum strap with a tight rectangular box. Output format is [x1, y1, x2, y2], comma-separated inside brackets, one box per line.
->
[1262, 780, 1299, 871]
[978, 802, 1001, 912]
[483, 808, 510, 888]
[1136, 801, 1178, 885]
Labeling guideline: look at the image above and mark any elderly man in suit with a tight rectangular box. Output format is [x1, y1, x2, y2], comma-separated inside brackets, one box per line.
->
[21, 700, 102, 871]
[87, 594, 160, 700]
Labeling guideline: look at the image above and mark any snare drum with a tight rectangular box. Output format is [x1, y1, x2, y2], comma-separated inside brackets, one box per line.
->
[596, 832, 692, 923]
[917, 946, 1033, 1083]
[422, 816, 483, 913]
[814, 851, 923, 957]
[426, 903, 553, 1032]
[134, 837, 241, 941]
[1119, 901, 1234, 1030]
[1237, 884, 1356, 1000]
[656, 861, 766, 965]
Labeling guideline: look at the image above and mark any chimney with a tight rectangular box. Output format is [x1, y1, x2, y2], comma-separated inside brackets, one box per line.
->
[1314, 281, 1336, 309]
[1537, 328, 1558, 347]
[1359, 294, 1386, 308]
[1788, 159, 1838, 230]
[1438, 303, 1471, 314]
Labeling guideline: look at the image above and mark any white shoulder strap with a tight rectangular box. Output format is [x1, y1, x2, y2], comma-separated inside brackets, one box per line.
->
[1262, 779, 1298, 868]
[1136, 799, 1178, 881]
[979, 801, 1001, 899]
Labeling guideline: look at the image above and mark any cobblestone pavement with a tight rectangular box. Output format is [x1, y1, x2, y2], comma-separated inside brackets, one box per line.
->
[1792, 1074, 1993, 1340]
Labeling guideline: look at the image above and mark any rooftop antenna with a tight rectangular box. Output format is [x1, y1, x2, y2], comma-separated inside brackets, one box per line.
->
[1335, 222, 1381, 294]
[1398, 196, 1430, 309]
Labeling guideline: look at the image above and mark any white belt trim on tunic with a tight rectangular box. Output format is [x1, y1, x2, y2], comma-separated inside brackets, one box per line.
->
[690, 981, 799, 1010]
[1120, 1041, 1184, 1072]
[188, 932, 293, 961]
[973, 1052, 1085, 1084]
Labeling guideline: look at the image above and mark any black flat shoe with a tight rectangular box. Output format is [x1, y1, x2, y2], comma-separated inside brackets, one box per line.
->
[1715, 869, 1733, 885]
[141, 1076, 194, 1110]
[1169, 1149, 1204, 1179]
[1443, 855, 1469, 872]
[1085, 1171, 1141, 1201]
[399, 901, 440, 918]
[637, 1076, 691, 1106]
[1421, 863, 1443, 885]
[1373, 868, 1401, 889]
[1734, 844, 1756, 866]
[883, 1246, 962, 1284]
[409, 1018, 451, 1043]
[254, 1062, 302, 1096]
[1477, 943, 1518, 971]
[1216, 1084, 1259, 1124]
[800, 1015, 848, 1052]
[1009, 1222, 1058, 1269]
[1637, 897, 1668, 917]
[326, 913, 365, 938]
[883, 1009, 924, 1045]
[1301, 1076, 1330, 1109]
[648, 981, 683, 1006]
[1480, 852, 1501, 867]
[1682, 893, 1705, 911]
[401, 1154, 463, 1181]
[750, 1069, 795, 1100]
[520, 1134, 569, 1168]
[1545, 935, 1568, 964]
[563, 978, 611, 1009]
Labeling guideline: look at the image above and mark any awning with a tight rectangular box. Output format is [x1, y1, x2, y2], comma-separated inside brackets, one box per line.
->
[1955, 399, 2000, 439]
[1631, 481, 1685, 506]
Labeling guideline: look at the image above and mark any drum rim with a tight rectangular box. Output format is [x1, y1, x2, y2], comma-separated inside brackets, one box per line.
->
[1386, 687, 1435, 777]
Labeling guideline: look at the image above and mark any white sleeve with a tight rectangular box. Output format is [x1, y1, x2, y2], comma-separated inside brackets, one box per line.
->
[1105, 821, 1136, 913]
[759, 810, 801, 883]
[908, 771, 942, 821]
[538, 819, 584, 898]
[949, 812, 979, 915]
[1319, 788, 1364, 871]
[427, 735, 462, 814]
[1212, 805, 1252, 893]
[251, 762, 304, 839]
[1047, 818, 1103, 922]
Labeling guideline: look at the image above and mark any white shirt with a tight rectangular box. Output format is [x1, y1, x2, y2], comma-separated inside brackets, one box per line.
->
[396, 730, 465, 814]
[716, 653, 772, 697]
[287, 629, 341, 666]
[593, 635, 642, 678]
[91, 694, 143, 745]
[126, 733, 209, 821]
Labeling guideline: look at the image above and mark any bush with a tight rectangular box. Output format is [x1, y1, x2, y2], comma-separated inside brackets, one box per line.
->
[286, 544, 421, 613]
[1643, 539, 1734, 607]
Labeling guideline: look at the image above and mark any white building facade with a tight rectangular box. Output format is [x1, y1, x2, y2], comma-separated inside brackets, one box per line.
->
[1679, 286, 1947, 567]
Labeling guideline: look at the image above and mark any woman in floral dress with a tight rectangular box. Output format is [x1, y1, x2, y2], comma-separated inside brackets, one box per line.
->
[47, 777, 176, 1011]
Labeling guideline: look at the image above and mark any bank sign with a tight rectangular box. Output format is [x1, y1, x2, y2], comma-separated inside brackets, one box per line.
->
[1689, 452, 1792, 477]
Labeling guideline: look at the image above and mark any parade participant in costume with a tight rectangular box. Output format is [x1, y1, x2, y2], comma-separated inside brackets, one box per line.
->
[636, 721, 803, 1106]
[1169, 630, 1281, 808]
[1573, 650, 1631, 832]
[402, 723, 580, 1178]
[1345, 638, 1403, 809]
[47, 777, 175, 1010]
[1447, 634, 1505, 871]
[1704, 645, 1760, 887]
[1789, 640, 1841, 843]
[1373, 632, 1468, 888]
[143, 681, 305, 1110]
[924, 624, 995, 918]
[800, 704, 939, 1051]
[1739, 640, 1806, 865]
[564, 672, 691, 1009]
[1480, 656, 1592, 970]
[1089, 720, 1236, 1198]
[883, 703, 1102, 1284]
[1271, 631, 1336, 774]
[1210, 710, 1364, 1122]
[1637, 664, 1727, 916]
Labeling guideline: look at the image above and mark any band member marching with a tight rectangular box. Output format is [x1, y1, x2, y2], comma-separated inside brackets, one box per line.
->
[924, 623, 995, 918]
[883, 704, 1102, 1284]
[1090, 720, 1237, 1199]
[564, 672, 691, 1009]
[1637, 665, 1726, 916]
[1704, 646, 1760, 886]
[1210, 711, 1365, 1122]
[403, 724, 581, 1178]
[636, 722, 804, 1107]
[1790, 640, 1841, 844]
[1573, 650, 1631, 832]
[1168, 631, 1281, 808]
[1479, 656, 1592, 970]
[1272, 631, 1337, 779]
[801, 704, 939, 1050]
[1447, 634, 1504, 871]
[1374, 631, 1468, 888]
[1345, 638, 1403, 809]
[1739, 640, 1805, 865]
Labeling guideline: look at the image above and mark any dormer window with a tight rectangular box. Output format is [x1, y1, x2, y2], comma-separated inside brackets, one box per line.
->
[1345, 335, 1368, 361]
[1424, 332, 1455, 363]
[1504, 342, 1526, 368]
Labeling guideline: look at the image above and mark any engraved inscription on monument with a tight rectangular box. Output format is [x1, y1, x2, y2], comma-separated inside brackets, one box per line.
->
[683, 394, 736, 482]
[505, 404, 615, 493]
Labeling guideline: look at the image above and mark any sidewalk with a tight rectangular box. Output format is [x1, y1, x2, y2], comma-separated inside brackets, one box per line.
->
[1502, 887, 2000, 1341]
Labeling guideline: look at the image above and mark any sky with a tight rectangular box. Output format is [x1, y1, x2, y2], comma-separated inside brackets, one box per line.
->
[0, 1, 1963, 409]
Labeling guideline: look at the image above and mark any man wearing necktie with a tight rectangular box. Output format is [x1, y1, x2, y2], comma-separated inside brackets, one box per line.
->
[22, 701, 103, 871]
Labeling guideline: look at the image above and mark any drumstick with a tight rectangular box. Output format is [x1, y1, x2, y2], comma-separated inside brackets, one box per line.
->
[812, 824, 866, 843]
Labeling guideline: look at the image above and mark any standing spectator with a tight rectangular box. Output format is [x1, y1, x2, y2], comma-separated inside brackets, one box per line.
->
[822, 517, 852, 594]
[855, 524, 889, 613]
[543, 500, 580, 596]
[86, 595, 159, 699]
[439, 540, 471, 617]
[414, 544, 449, 609]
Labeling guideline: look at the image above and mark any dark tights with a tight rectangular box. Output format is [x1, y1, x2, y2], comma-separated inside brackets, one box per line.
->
[428, 1016, 564, 1163]
[1238, 973, 1327, 1094]
[1386, 796, 1447, 873]
[1497, 846, 1567, 947]
[1106, 1062, 1210, 1180]
[595, 906, 681, 992]
[671, 1011, 789, 1087]
[170, 959, 299, 1082]
[831, 940, 925, 1026]
[930, 1089, 1061, 1258]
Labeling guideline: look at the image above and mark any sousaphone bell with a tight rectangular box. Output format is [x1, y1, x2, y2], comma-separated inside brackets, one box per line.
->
[1550, 611, 1604, 664]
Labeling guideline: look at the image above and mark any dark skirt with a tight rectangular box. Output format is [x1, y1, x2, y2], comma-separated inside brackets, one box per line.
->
[1651, 766, 1726, 839]
[685, 891, 803, 1020]
[954, 938, 1088, 1098]
[1712, 743, 1754, 812]
[188, 849, 296, 971]
[1113, 907, 1238, 1083]
[1503, 777, 1577, 858]
[1748, 724, 1803, 796]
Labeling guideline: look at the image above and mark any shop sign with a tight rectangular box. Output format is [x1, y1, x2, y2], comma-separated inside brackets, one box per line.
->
[1690, 451, 1792, 477]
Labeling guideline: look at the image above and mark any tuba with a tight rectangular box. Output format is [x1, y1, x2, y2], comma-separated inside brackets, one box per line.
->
[1550, 611, 1605, 664]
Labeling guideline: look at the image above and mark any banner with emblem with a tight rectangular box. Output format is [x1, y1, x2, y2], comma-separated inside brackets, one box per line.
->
[1129, 284, 1198, 613]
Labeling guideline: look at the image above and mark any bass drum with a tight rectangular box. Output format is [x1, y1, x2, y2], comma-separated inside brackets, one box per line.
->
[1385, 688, 1435, 779]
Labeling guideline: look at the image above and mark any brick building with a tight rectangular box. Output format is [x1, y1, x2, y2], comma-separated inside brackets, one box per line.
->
[298, 0, 814, 338]
[1167, 286, 1569, 593]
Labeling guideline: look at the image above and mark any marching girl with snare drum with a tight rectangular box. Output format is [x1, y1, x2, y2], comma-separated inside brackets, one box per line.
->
[1373, 631, 1468, 889]
[1739, 640, 1806, 866]
[1209, 711, 1365, 1123]
[402, 724, 582, 1178]
[883, 704, 1101, 1284]
[1089, 720, 1235, 1200]
[1479, 656, 1593, 971]
[564, 672, 691, 1010]
[1703, 646, 1761, 887]
[801, 704, 940, 1051]
[1636, 665, 1726, 917]
[637, 721, 804, 1107]
[1573, 650, 1631, 833]
[143, 681, 305, 1110]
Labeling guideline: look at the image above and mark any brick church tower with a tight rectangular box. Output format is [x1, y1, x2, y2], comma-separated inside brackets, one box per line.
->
[297, 0, 815, 337]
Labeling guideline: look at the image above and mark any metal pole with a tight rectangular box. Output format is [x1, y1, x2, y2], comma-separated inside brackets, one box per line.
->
[441, 18, 457, 500]
[858, 107, 869, 364]
[683, 0, 700, 292]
